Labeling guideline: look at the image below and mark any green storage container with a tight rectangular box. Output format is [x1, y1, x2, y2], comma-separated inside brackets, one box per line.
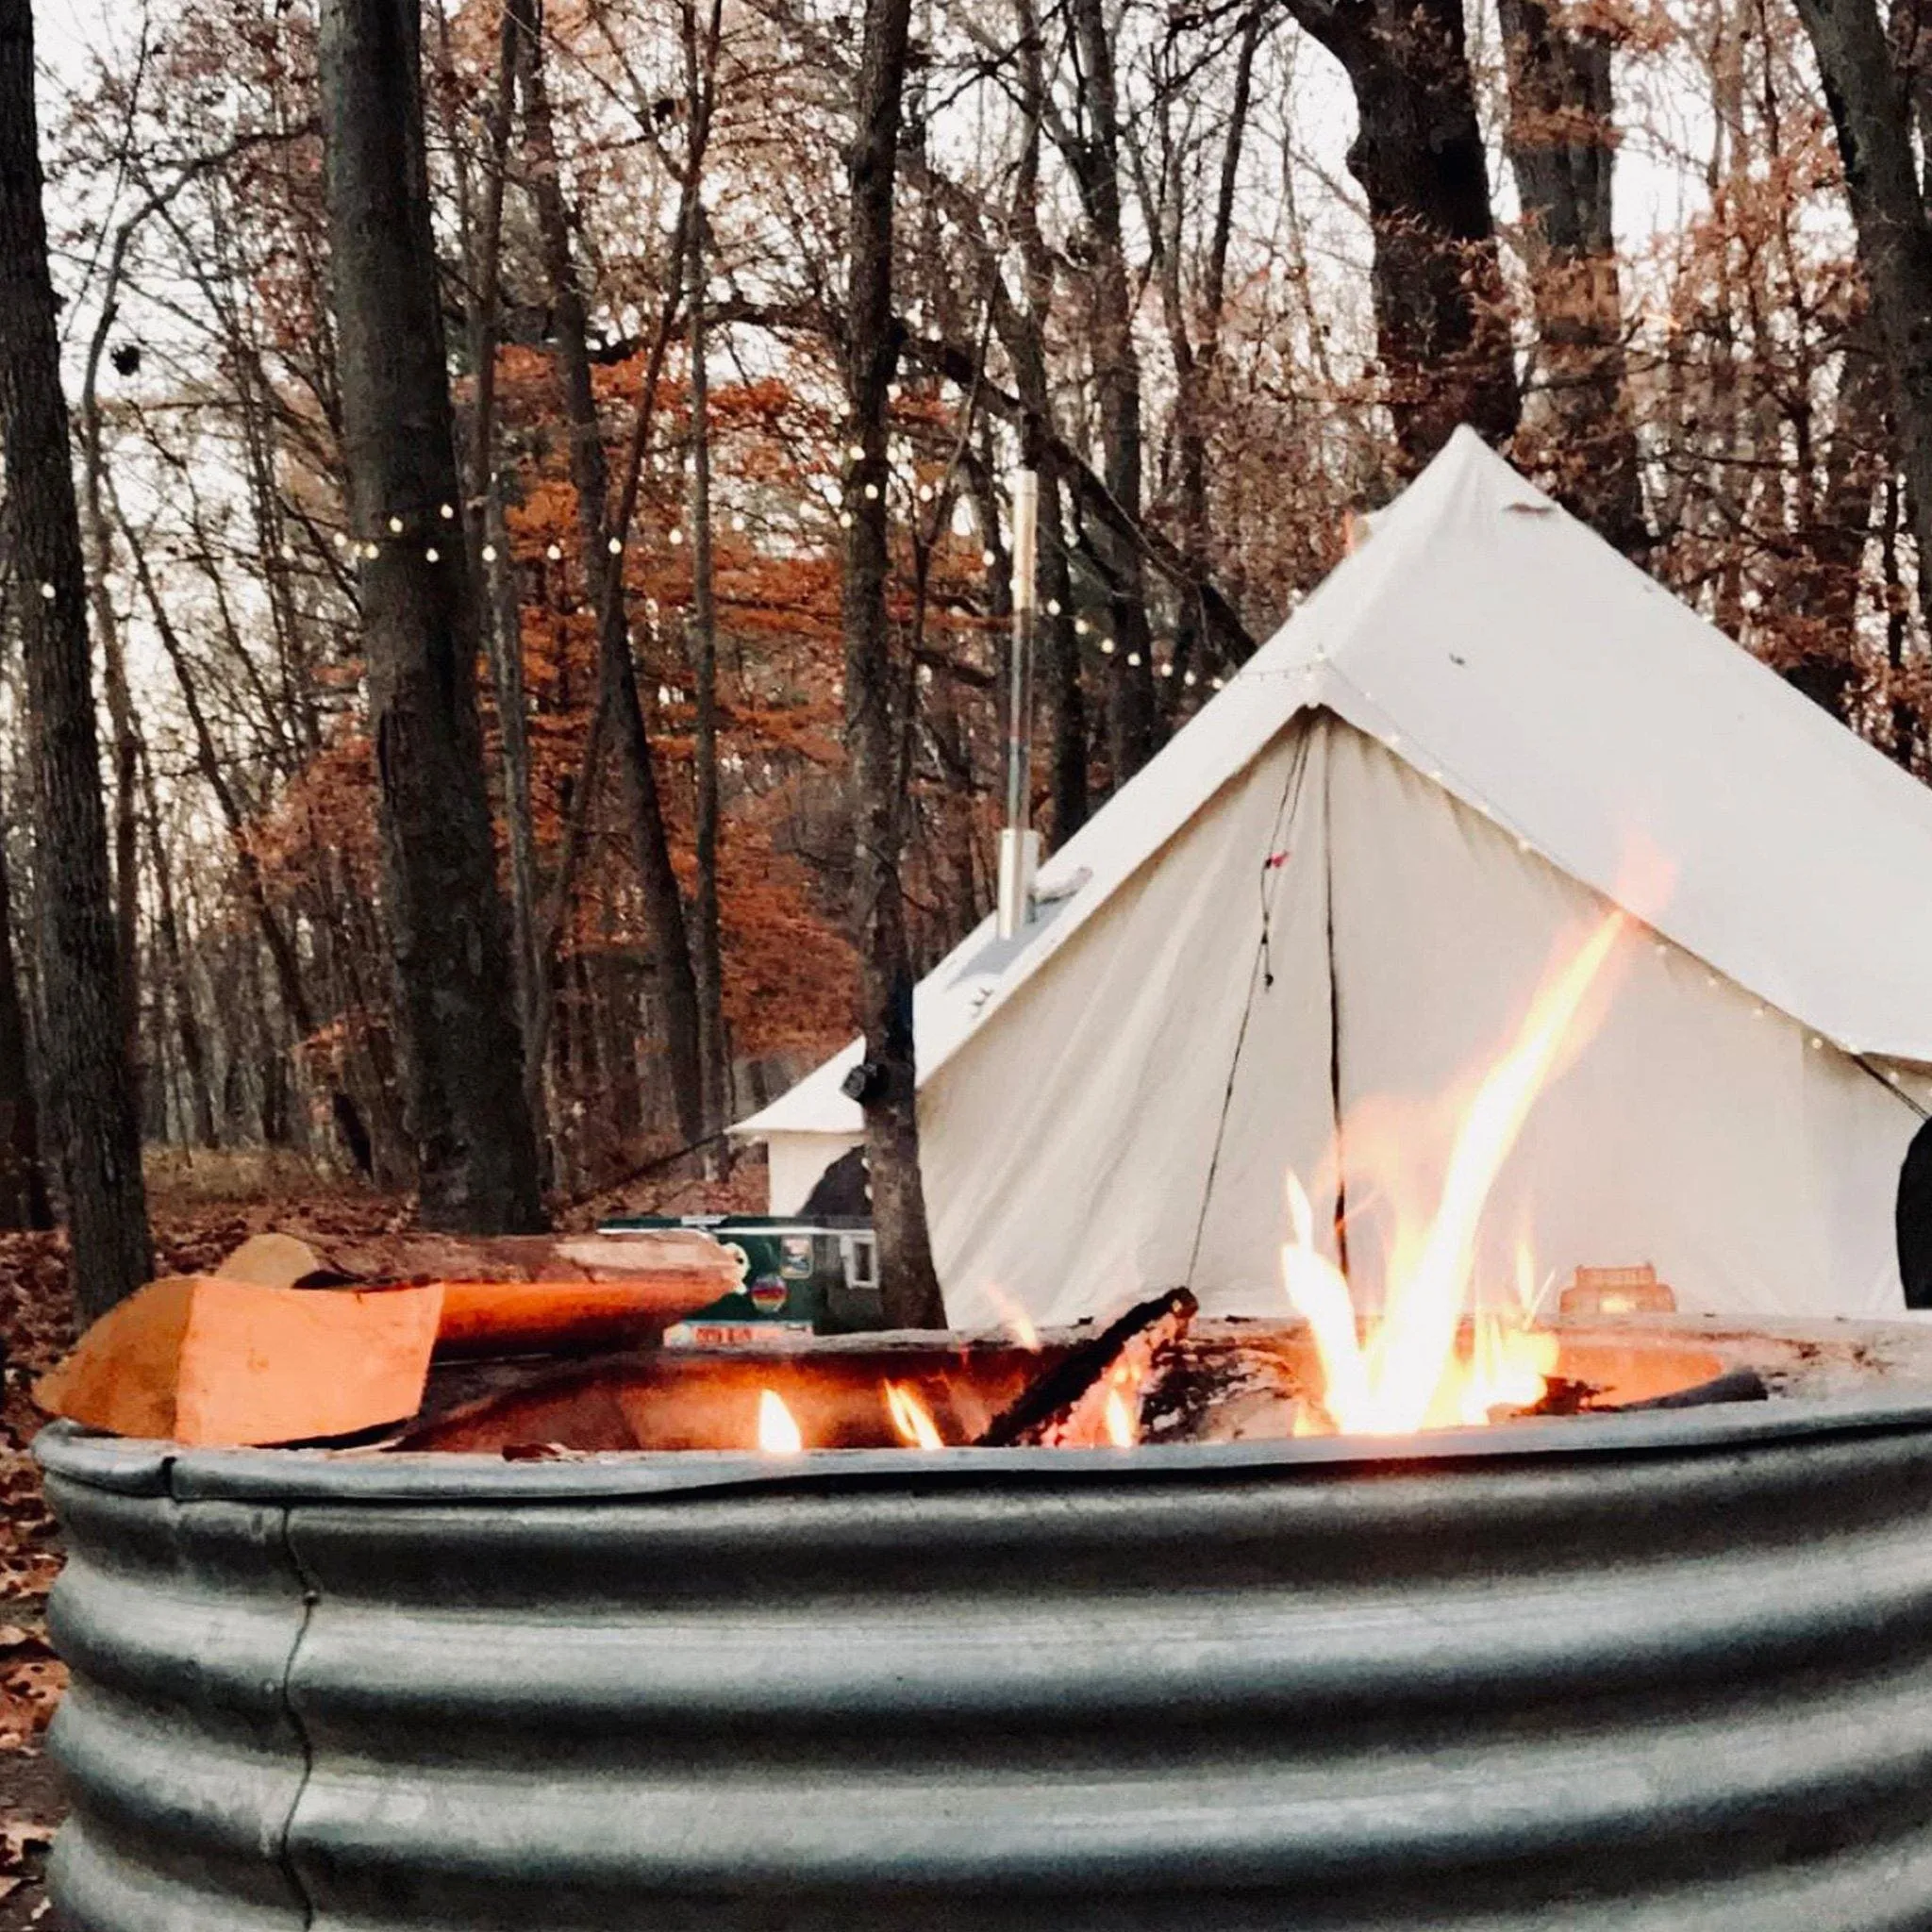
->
[597, 1214, 883, 1336]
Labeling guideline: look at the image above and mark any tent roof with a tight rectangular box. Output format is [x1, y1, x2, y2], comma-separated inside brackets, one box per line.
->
[739, 427, 1932, 1140]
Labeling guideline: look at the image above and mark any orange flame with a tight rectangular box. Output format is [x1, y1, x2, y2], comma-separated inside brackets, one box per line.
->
[981, 1283, 1041, 1351]
[1102, 1361, 1142, 1446]
[884, 1381, 945, 1450]
[756, 1389, 804, 1454]
[1285, 907, 1633, 1435]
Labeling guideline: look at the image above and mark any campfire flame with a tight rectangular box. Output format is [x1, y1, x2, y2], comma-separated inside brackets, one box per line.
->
[982, 1283, 1041, 1351]
[756, 1389, 804, 1455]
[884, 1380, 945, 1449]
[1102, 1361, 1142, 1446]
[1285, 907, 1633, 1435]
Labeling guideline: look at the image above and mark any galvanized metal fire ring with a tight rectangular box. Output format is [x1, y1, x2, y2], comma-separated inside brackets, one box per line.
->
[38, 1395, 1932, 1930]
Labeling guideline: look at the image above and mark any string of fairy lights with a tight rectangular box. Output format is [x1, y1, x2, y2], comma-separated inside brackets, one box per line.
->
[52, 448, 1229, 696]
[26, 443, 1924, 1118]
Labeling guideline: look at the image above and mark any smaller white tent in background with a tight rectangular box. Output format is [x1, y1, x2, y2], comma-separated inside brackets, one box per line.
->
[735, 429, 1932, 1330]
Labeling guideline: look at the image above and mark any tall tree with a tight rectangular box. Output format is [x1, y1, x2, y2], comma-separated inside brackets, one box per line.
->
[0, 0, 151, 1315]
[317, 0, 546, 1230]
[511, 0, 709, 1149]
[1497, 0, 1647, 550]
[843, 0, 945, 1326]
[684, 0, 729, 1143]
[1286, 0, 1521, 467]
[0, 809, 49, 1231]
[1062, 0, 1158, 782]
[1791, 0, 1932, 632]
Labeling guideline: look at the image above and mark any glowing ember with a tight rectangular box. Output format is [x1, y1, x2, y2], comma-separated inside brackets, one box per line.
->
[884, 1381, 945, 1449]
[1285, 908, 1632, 1435]
[756, 1389, 804, 1454]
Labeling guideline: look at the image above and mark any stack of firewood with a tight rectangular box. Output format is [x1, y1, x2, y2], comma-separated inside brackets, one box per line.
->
[35, 1228, 740, 1447]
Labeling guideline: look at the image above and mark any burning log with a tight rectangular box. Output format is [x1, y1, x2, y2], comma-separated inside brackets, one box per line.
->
[1607, 1365, 1770, 1411]
[975, 1288, 1197, 1447]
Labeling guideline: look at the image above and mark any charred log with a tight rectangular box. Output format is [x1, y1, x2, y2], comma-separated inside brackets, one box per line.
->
[977, 1288, 1197, 1447]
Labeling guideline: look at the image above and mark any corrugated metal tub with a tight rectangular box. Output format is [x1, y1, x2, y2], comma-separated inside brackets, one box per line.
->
[37, 1394, 1932, 1930]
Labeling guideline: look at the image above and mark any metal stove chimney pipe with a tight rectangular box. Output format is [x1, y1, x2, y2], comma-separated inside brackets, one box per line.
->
[997, 470, 1041, 941]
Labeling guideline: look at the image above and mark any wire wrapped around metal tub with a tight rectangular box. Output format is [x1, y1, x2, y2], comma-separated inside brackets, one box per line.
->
[37, 1396, 1932, 1931]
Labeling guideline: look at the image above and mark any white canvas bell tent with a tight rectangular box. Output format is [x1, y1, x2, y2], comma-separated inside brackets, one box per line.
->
[735, 427, 1932, 1330]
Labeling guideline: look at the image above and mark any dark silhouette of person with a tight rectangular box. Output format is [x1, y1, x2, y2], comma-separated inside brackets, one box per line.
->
[802, 1145, 870, 1219]
[1899, 1115, 1932, 1309]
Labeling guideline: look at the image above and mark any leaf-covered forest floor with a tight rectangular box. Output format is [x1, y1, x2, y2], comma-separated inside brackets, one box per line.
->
[0, 1147, 765, 1927]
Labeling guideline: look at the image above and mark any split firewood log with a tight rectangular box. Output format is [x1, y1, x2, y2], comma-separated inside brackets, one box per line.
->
[208, 1227, 742, 1358]
[35, 1276, 444, 1447]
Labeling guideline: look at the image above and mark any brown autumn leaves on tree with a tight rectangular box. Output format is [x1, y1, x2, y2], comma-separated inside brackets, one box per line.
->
[1, 0, 1932, 1312]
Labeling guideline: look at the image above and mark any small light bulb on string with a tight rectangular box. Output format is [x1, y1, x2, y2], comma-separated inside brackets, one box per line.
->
[38, 582, 55, 602]
[1211, 676, 1225, 690]
[917, 483, 934, 504]
[1810, 1036, 1825, 1051]
[865, 484, 880, 501]
[1099, 637, 1115, 656]
[278, 542, 296, 563]
[608, 536, 623, 555]
[1159, 661, 1174, 678]
[1184, 671, 1197, 687]
[1074, 617, 1091, 636]
[388, 515, 404, 535]
[440, 503, 456, 521]
[847, 442, 866, 463]
[332, 530, 349, 551]
[730, 514, 745, 533]
[669, 528, 684, 546]
[981, 547, 996, 567]
[425, 545, 440, 562]
[1126, 652, 1142, 667]
[546, 543, 563, 562]
[481, 542, 498, 563]
[839, 510, 854, 528]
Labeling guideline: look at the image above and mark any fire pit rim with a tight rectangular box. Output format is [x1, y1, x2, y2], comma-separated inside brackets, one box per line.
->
[35, 1388, 1932, 1505]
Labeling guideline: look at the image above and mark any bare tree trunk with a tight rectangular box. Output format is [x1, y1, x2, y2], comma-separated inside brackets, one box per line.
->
[1152, 2, 1264, 708]
[434, 0, 542, 1071]
[136, 740, 218, 1149]
[0, 811, 50, 1230]
[318, 0, 546, 1231]
[1064, 0, 1157, 784]
[0, 0, 152, 1318]
[1497, 0, 1647, 550]
[1792, 0, 1932, 630]
[843, 0, 945, 1327]
[74, 408, 142, 1102]
[682, 0, 728, 1140]
[511, 0, 708, 1148]
[1286, 0, 1521, 469]
[1012, 0, 1086, 840]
